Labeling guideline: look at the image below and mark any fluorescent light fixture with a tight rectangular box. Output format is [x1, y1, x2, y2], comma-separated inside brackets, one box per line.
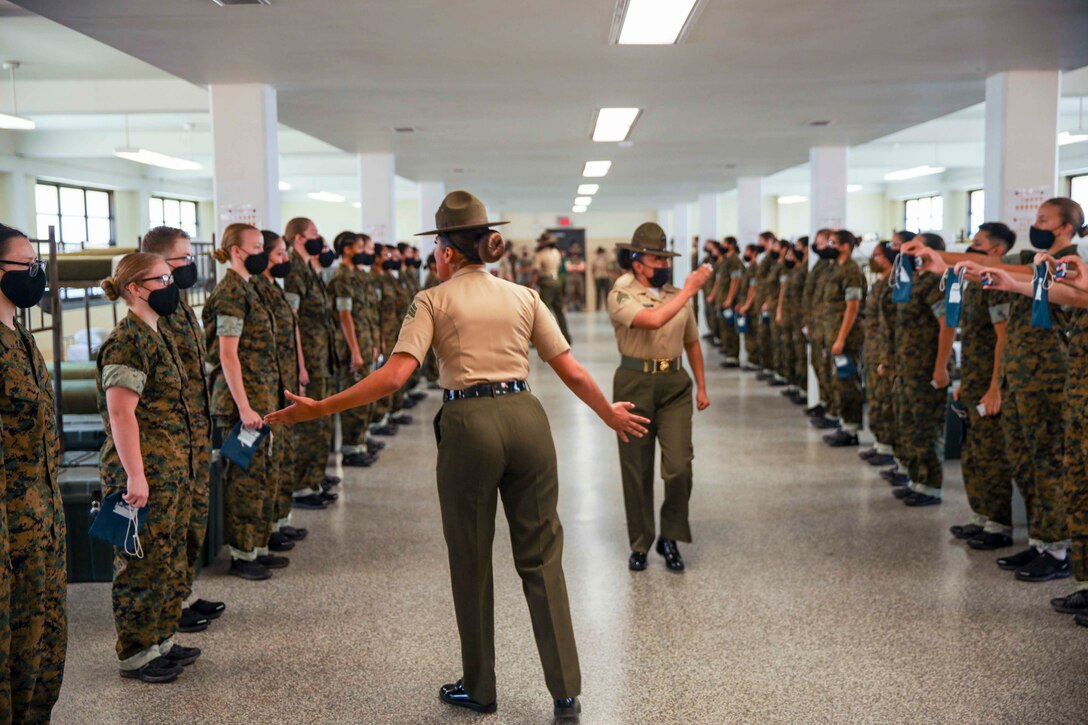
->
[577, 184, 600, 195]
[847, 184, 863, 193]
[574, 196, 594, 206]
[307, 191, 345, 203]
[616, 0, 699, 45]
[592, 107, 641, 142]
[0, 112, 34, 130]
[583, 160, 612, 178]
[1059, 131, 1088, 146]
[278, 181, 291, 191]
[884, 165, 945, 181]
[777, 195, 808, 205]
[572, 205, 588, 213]
[113, 147, 202, 171]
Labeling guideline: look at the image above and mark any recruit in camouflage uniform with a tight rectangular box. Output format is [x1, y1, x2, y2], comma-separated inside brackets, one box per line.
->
[823, 252, 867, 432]
[892, 269, 951, 500]
[804, 251, 835, 409]
[999, 247, 1076, 550]
[420, 266, 441, 384]
[781, 249, 808, 391]
[704, 251, 726, 345]
[371, 262, 401, 416]
[330, 260, 376, 459]
[251, 274, 301, 529]
[771, 254, 793, 385]
[1, 317, 67, 720]
[738, 251, 761, 367]
[98, 311, 194, 670]
[717, 248, 745, 366]
[396, 262, 422, 398]
[204, 269, 281, 559]
[956, 277, 1014, 535]
[285, 250, 337, 493]
[863, 268, 897, 455]
[701, 252, 719, 338]
[812, 254, 840, 420]
[159, 291, 212, 618]
[1064, 305, 1088, 592]
[755, 250, 780, 375]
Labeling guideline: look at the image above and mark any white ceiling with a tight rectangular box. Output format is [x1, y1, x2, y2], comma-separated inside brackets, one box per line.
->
[5, 0, 1088, 211]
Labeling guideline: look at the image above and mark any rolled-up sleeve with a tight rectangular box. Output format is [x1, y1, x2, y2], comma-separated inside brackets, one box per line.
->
[217, 315, 244, 337]
[391, 293, 434, 365]
[608, 287, 645, 329]
[101, 364, 146, 395]
[989, 303, 1011, 324]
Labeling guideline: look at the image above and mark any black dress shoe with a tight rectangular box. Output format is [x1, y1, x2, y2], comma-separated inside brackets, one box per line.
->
[950, 523, 985, 540]
[741, 363, 761, 372]
[858, 448, 878, 461]
[810, 416, 840, 430]
[866, 453, 896, 467]
[997, 547, 1041, 571]
[804, 404, 826, 418]
[161, 644, 201, 667]
[268, 531, 296, 552]
[1015, 552, 1070, 582]
[229, 559, 272, 581]
[178, 607, 209, 633]
[655, 538, 685, 572]
[1051, 589, 1088, 614]
[318, 490, 339, 503]
[391, 413, 413, 425]
[903, 492, 941, 507]
[366, 439, 386, 453]
[280, 525, 308, 541]
[755, 371, 772, 381]
[409, 390, 427, 401]
[190, 598, 226, 619]
[292, 494, 328, 510]
[789, 391, 808, 405]
[324, 474, 342, 487]
[1075, 612, 1088, 628]
[967, 532, 1013, 550]
[343, 452, 375, 467]
[768, 378, 788, 387]
[554, 697, 581, 720]
[320, 477, 339, 491]
[823, 429, 859, 447]
[881, 469, 909, 486]
[892, 487, 914, 500]
[439, 680, 497, 713]
[720, 360, 739, 369]
[371, 424, 398, 436]
[120, 656, 182, 683]
[628, 551, 647, 571]
[257, 554, 290, 569]
[401, 397, 419, 410]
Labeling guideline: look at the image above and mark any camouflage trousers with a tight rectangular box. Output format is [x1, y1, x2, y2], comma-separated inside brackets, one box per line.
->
[7, 526, 66, 721]
[294, 373, 332, 492]
[274, 424, 297, 525]
[108, 478, 187, 664]
[758, 314, 776, 371]
[866, 368, 897, 448]
[340, 365, 373, 456]
[178, 421, 211, 604]
[719, 308, 740, 361]
[1002, 386, 1067, 546]
[893, 374, 947, 495]
[742, 314, 760, 366]
[219, 423, 278, 557]
[832, 345, 864, 429]
[810, 332, 831, 408]
[1065, 363, 1088, 580]
[960, 399, 1013, 528]
[774, 319, 793, 381]
[790, 325, 807, 389]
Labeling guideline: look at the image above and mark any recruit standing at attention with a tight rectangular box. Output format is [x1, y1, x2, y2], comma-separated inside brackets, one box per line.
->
[608, 222, 712, 573]
[267, 190, 648, 721]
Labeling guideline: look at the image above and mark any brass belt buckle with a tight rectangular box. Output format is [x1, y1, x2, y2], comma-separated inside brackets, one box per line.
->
[657, 358, 671, 373]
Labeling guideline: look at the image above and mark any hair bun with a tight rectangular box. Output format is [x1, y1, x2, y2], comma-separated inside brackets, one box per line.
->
[211, 247, 230, 263]
[478, 231, 505, 264]
[101, 277, 120, 301]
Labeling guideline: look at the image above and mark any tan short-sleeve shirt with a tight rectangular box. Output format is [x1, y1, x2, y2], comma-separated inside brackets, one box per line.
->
[392, 267, 570, 390]
[534, 247, 562, 278]
[607, 278, 699, 359]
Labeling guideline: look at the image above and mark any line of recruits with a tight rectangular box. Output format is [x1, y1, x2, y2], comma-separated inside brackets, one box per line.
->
[0, 218, 436, 719]
[698, 196, 1088, 630]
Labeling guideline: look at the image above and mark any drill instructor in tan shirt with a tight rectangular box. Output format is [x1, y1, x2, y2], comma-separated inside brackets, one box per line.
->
[533, 233, 572, 343]
[608, 222, 713, 573]
[267, 191, 647, 722]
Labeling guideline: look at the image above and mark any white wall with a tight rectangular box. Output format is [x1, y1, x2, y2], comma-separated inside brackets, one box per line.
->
[500, 210, 657, 251]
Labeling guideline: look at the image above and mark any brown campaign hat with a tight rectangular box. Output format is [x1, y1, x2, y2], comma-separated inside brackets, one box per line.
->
[616, 222, 680, 258]
[415, 190, 509, 236]
[535, 232, 559, 249]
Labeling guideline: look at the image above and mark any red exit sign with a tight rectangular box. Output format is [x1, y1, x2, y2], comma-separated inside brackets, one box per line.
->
[557, 216, 571, 227]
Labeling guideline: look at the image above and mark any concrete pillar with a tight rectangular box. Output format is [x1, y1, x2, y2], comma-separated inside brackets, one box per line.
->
[807, 146, 848, 406]
[417, 180, 446, 264]
[984, 71, 1060, 243]
[671, 201, 693, 281]
[209, 84, 280, 232]
[699, 192, 720, 243]
[1, 170, 29, 233]
[358, 153, 396, 245]
[737, 177, 763, 248]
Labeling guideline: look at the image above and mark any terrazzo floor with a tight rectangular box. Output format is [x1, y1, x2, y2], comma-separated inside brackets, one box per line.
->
[55, 312, 1088, 724]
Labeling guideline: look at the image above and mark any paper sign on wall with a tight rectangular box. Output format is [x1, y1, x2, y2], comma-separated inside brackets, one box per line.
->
[220, 204, 260, 228]
[1007, 187, 1049, 242]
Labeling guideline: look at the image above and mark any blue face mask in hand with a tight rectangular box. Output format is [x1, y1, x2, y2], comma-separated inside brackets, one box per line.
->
[891, 252, 914, 303]
[736, 313, 749, 334]
[721, 307, 734, 324]
[1031, 261, 1052, 330]
[942, 267, 965, 328]
[89, 491, 147, 557]
[833, 353, 856, 380]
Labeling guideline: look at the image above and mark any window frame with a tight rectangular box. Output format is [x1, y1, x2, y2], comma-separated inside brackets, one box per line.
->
[903, 193, 944, 234]
[149, 195, 200, 239]
[967, 188, 985, 237]
[1069, 174, 1088, 213]
[34, 180, 116, 249]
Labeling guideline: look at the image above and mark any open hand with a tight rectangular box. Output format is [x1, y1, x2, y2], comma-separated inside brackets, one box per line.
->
[265, 390, 323, 426]
[609, 401, 650, 443]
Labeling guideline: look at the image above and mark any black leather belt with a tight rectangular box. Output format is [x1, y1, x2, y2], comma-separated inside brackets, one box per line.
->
[443, 380, 530, 402]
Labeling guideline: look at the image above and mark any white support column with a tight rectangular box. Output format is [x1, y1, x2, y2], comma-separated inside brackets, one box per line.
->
[984, 71, 1060, 243]
[671, 201, 693, 281]
[2, 170, 29, 233]
[699, 192, 720, 243]
[736, 176, 764, 248]
[358, 153, 396, 245]
[807, 146, 848, 406]
[209, 84, 280, 232]
[417, 180, 446, 264]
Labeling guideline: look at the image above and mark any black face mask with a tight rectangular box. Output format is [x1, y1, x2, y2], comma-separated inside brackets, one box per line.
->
[382, 259, 400, 271]
[145, 284, 180, 317]
[244, 250, 270, 276]
[270, 261, 292, 278]
[408, 259, 422, 268]
[815, 246, 839, 260]
[646, 267, 672, 288]
[1029, 226, 1056, 250]
[743, 255, 754, 264]
[0, 267, 46, 309]
[318, 250, 336, 268]
[304, 237, 324, 256]
[965, 247, 987, 256]
[768, 250, 780, 260]
[356, 253, 376, 267]
[352, 253, 369, 266]
[785, 259, 796, 269]
[171, 262, 198, 290]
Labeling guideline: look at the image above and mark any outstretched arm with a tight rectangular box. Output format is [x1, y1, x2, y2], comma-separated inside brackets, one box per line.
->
[266, 353, 417, 425]
[548, 350, 649, 442]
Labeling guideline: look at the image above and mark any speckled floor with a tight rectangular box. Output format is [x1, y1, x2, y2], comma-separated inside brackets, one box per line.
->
[55, 312, 1088, 724]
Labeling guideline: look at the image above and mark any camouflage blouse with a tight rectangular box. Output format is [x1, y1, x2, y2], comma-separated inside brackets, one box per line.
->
[329, 264, 375, 364]
[251, 274, 299, 406]
[159, 297, 211, 437]
[284, 251, 336, 378]
[823, 260, 868, 350]
[894, 271, 945, 377]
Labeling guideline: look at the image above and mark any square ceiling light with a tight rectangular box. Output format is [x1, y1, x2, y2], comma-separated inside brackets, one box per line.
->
[577, 184, 599, 195]
[884, 165, 945, 181]
[612, 0, 701, 45]
[592, 108, 641, 142]
[574, 196, 594, 206]
[572, 205, 588, 213]
[583, 161, 612, 178]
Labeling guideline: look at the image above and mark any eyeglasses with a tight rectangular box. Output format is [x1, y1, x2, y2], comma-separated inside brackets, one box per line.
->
[0, 258, 46, 277]
[138, 274, 174, 287]
[165, 254, 195, 265]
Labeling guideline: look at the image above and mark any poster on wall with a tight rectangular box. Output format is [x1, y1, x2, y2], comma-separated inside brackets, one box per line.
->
[1007, 187, 1049, 243]
[220, 204, 260, 228]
